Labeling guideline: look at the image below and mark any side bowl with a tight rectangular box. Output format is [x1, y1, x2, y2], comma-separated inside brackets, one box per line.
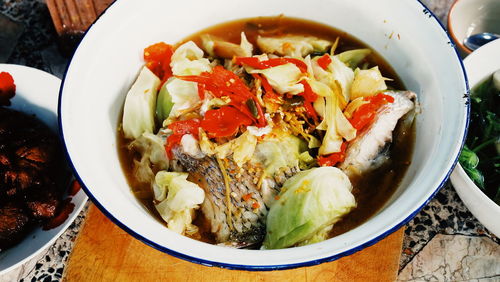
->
[448, 0, 500, 56]
[450, 39, 500, 238]
[59, 0, 468, 270]
[0, 64, 88, 274]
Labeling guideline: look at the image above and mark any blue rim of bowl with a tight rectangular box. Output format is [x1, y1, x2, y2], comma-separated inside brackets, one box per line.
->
[57, 0, 470, 271]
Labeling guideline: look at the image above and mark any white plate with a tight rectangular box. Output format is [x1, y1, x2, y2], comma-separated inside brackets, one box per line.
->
[0, 64, 88, 274]
[450, 39, 500, 238]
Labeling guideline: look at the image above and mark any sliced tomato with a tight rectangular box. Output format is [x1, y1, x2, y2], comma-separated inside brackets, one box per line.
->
[201, 106, 253, 138]
[144, 42, 174, 84]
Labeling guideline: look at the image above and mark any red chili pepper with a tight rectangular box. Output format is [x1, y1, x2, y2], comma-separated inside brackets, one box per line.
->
[317, 54, 332, 70]
[165, 119, 201, 157]
[144, 42, 174, 85]
[201, 106, 253, 138]
[234, 57, 308, 73]
[350, 93, 395, 130]
[317, 142, 348, 167]
[298, 81, 319, 120]
[252, 74, 280, 100]
[179, 66, 267, 127]
[0, 72, 16, 106]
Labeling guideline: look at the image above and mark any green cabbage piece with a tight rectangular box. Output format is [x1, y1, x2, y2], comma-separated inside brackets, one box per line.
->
[350, 66, 388, 100]
[170, 41, 211, 76]
[263, 167, 356, 249]
[153, 171, 205, 235]
[250, 63, 305, 95]
[337, 49, 371, 69]
[251, 133, 307, 176]
[129, 132, 169, 184]
[166, 78, 200, 118]
[155, 80, 174, 124]
[122, 66, 161, 139]
[257, 35, 332, 58]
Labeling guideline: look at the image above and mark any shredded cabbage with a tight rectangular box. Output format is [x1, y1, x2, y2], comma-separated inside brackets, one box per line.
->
[263, 167, 356, 249]
[317, 82, 356, 155]
[153, 171, 205, 235]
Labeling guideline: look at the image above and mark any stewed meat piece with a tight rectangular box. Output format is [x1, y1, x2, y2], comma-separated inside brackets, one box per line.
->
[0, 107, 68, 251]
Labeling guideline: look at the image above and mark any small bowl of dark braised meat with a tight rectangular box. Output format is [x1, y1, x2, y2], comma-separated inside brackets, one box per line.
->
[0, 65, 87, 274]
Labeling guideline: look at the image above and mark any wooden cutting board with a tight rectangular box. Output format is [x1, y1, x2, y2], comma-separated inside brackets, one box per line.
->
[64, 204, 403, 281]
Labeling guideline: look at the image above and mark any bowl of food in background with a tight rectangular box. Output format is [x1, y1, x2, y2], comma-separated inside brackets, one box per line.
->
[0, 64, 87, 274]
[451, 39, 500, 238]
[448, 0, 500, 56]
[58, 0, 468, 269]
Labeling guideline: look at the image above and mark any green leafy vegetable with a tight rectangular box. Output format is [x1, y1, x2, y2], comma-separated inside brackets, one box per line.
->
[460, 72, 500, 204]
[263, 167, 356, 249]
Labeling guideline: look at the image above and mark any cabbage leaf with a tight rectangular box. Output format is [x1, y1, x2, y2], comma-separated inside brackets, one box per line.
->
[251, 132, 307, 176]
[311, 55, 354, 107]
[257, 35, 332, 58]
[129, 132, 169, 184]
[250, 63, 305, 95]
[153, 171, 205, 235]
[166, 78, 200, 118]
[337, 49, 371, 69]
[170, 41, 212, 76]
[201, 32, 253, 59]
[350, 66, 388, 100]
[263, 167, 356, 249]
[122, 66, 161, 140]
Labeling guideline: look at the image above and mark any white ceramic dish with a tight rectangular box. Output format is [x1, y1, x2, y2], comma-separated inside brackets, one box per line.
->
[450, 39, 500, 238]
[0, 64, 88, 274]
[59, 0, 468, 270]
[448, 0, 500, 55]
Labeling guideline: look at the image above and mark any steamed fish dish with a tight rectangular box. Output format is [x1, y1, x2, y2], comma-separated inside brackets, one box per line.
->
[118, 17, 417, 249]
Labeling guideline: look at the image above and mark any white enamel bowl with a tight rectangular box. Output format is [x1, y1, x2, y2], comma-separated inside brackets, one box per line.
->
[450, 39, 500, 238]
[0, 64, 88, 274]
[59, 0, 468, 270]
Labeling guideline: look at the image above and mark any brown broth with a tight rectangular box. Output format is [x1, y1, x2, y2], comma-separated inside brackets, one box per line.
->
[117, 16, 414, 245]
